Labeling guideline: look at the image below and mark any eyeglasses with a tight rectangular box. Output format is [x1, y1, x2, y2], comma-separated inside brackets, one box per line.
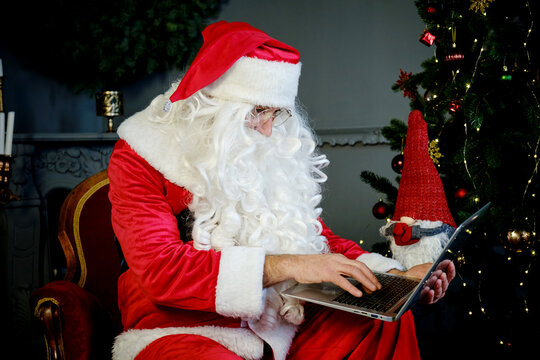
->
[248, 106, 292, 129]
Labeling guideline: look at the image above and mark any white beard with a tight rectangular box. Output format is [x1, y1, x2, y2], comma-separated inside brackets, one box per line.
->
[169, 95, 329, 256]
[171, 97, 330, 329]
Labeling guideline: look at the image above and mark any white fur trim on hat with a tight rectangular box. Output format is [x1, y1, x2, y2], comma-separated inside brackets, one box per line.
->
[216, 246, 266, 319]
[205, 56, 302, 109]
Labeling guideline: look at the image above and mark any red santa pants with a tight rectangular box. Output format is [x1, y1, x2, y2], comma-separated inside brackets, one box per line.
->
[136, 304, 420, 360]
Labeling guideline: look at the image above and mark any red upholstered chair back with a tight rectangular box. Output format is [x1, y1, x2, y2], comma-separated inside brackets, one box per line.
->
[58, 169, 122, 327]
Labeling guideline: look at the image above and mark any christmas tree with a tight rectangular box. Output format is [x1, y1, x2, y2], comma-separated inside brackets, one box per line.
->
[361, 0, 539, 358]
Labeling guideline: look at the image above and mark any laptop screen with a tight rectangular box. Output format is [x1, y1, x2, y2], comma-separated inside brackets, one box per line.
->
[396, 202, 491, 317]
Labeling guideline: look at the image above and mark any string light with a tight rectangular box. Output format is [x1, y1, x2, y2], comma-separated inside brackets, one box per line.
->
[521, 1, 540, 212]
[522, 135, 539, 202]
[461, 39, 486, 189]
[463, 123, 476, 189]
[422, 3, 538, 339]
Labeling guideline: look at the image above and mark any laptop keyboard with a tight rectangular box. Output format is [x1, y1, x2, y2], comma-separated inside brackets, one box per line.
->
[332, 273, 419, 313]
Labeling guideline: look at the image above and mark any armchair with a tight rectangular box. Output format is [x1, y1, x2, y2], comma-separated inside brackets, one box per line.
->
[31, 169, 124, 360]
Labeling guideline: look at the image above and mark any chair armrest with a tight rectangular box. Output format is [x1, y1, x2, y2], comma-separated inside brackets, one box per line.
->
[31, 280, 120, 360]
[34, 295, 65, 360]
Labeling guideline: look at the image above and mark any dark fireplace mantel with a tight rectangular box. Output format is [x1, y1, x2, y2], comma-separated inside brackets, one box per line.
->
[2, 132, 118, 343]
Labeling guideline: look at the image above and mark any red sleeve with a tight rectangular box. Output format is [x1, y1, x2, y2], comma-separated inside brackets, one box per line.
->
[320, 219, 369, 259]
[108, 140, 220, 312]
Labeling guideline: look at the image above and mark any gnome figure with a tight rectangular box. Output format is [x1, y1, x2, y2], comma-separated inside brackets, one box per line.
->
[380, 110, 457, 270]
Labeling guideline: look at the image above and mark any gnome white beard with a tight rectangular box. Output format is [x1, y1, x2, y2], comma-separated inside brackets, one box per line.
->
[380, 219, 451, 270]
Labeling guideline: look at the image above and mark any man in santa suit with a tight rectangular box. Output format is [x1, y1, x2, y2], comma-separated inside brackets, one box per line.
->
[379, 110, 457, 270]
[108, 21, 454, 360]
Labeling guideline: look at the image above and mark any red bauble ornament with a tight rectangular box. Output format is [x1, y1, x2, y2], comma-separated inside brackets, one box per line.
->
[391, 154, 405, 174]
[454, 187, 468, 199]
[372, 200, 391, 219]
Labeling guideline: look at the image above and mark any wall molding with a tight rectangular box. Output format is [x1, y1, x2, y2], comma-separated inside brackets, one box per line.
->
[315, 127, 389, 146]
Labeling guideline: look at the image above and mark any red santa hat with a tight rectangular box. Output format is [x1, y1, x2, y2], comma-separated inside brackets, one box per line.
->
[169, 21, 301, 109]
[393, 110, 456, 227]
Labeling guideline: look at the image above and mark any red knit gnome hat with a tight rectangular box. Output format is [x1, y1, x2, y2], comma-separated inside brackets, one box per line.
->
[392, 110, 456, 227]
[169, 21, 301, 109]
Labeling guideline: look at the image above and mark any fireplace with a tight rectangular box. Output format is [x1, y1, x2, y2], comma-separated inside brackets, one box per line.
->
[1, 132, 118, 349]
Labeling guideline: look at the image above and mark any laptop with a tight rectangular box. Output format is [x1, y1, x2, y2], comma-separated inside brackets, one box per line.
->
[281, 202, 490, 322]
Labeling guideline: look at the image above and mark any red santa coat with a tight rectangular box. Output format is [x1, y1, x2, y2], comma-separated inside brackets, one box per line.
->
[108, 113, 413, 360]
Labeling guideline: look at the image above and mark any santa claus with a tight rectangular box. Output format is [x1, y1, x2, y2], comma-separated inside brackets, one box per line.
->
[108, 21, 453, 360]
[380, 110, 457, 270]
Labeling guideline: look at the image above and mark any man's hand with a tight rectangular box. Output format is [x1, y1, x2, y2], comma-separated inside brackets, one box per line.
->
[389, 260, 456, 304]
[264, 254, 381, 297]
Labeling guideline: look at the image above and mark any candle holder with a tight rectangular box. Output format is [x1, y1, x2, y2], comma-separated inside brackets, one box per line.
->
[95, 90, 123, 132]
[0, 155, 18, 205]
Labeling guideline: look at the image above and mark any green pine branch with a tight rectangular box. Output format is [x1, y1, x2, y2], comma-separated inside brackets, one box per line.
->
[381, 119, 408, 152]
[360, 171, 399, 205]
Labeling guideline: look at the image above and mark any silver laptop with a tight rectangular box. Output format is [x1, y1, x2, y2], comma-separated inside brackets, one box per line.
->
[281, 203, 490, 322]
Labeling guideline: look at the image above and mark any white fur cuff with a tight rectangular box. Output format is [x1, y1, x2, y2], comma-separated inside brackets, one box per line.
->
[357, 252, 405, 273]
[216, 246, 266, 318]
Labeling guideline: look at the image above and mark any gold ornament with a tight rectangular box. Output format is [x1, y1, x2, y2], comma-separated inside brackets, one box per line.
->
[469, 0, 495, 14]
[456, 251, 467, 267]
[502, 230, 534, 253]
[428, 138, 443, 164]
[95, 90, 124, 132]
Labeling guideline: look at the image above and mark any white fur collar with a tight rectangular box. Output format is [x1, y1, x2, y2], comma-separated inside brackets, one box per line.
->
[117, 109, 186, 188]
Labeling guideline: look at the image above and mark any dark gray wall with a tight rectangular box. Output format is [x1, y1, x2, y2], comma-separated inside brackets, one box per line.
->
[1, 0, 432, 248]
